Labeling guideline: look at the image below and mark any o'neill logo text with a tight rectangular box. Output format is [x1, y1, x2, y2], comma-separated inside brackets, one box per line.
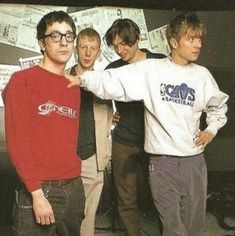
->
[38, 101, 77, 118]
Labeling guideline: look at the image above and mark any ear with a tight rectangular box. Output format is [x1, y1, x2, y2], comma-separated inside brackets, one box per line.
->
[38, 39, 46, 52]
[97, 48, 101, 58]
[170, 38, 178, 49]
[74, 46, 78, 55]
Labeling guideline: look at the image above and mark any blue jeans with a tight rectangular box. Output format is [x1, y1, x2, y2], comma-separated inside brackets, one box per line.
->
[12, 177, 85, 236]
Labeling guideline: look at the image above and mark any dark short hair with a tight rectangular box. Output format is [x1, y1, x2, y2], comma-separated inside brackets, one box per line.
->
[37, 11, 76, 40]
[105, 18, 140, 47]
[166, 12, 206, 42]
[76, 28, 101, 47]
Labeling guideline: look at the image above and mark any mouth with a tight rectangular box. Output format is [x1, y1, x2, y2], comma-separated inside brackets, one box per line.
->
[193, 51, 200, 55]
[119, 54, 127, 60]
[59, 51, 69, 55]
[83, 59, 91, 64]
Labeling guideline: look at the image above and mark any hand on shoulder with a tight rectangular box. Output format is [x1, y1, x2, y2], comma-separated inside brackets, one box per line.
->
[64, 72, 82, 88]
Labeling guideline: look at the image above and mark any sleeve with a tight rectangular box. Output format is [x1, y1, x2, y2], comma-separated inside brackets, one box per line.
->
[203, 70, 229, 136]
[81, 61, 148, 102]
[2, 73, 40, 192]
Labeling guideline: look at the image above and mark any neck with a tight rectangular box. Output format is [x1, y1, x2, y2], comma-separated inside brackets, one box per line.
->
[75, 63, 93, 74]
[170, 52, 189, 66]
[128, 49, 146, 64]
[39, 58, 66, 76]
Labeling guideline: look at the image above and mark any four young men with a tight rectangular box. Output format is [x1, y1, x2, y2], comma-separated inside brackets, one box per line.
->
[3, 9, 229, 236]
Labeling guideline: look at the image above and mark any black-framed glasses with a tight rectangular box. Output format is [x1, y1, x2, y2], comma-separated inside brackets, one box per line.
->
[43, 31, 76, 42]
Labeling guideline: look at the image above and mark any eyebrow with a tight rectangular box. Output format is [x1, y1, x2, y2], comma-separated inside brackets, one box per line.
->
[112, 40, 125, 46]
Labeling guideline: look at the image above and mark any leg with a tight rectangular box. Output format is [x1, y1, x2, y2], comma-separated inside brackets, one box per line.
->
[180, 154, 207, 236]
[12, 184, 57, 236]
[56, 177, 85, 236]
[149, 154, 207, 236]
[149, 156, 187, 236]
[137, 151, 152, 210]
[80, 155, 104, 236]
[112, 141, 141, 236]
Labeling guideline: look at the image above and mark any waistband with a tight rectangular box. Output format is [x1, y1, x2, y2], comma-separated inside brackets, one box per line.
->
[41, 177, 80, 187]
[148, 152, 204, 159]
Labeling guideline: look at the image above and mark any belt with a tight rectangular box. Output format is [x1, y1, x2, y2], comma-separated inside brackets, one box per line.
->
[41, 177, 79, 186]
[149, 153, 203, 159]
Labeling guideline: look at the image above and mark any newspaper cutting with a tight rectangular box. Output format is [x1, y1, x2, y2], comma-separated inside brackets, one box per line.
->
[0, 64, 21, 107]
[148, 25, 171, 55]
[18, 54, 75, 70]
[19, 55, 43, 69]
[0, 4, 67, 53]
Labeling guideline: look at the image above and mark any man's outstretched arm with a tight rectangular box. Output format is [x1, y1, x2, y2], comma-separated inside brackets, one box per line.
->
[65, 61, 147, 102]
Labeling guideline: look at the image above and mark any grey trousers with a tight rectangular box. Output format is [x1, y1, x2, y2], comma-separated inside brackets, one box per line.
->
[149, 153, 207, 236]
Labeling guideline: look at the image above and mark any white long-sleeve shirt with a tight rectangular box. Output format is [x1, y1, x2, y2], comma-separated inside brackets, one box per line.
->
[81, 57, 228, 156]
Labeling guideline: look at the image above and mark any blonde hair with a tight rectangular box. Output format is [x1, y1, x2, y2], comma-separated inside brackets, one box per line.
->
[166, 12, 206, 45]
[76, 28, 101, 47]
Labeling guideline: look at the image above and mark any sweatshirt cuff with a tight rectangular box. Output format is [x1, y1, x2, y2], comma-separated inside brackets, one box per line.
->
[24, 180, 41, 193]
[205, 125, 218, 137]
[80, 74, 88, 87]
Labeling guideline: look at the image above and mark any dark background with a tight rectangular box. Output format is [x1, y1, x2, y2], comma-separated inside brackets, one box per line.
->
[1, 0, 235, 10]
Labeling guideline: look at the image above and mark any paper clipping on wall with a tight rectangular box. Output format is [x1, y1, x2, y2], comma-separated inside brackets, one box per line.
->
[0, 4, 67, 53]
[0, 4, 25, 46]
[148, 25, 171, 55]
[19, 53, 76, 71]
[0, 64, 21, 107]
[19, 55, 43, 69]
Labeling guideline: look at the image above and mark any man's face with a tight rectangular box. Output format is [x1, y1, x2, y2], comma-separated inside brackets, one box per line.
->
[76, 36, 100, 70]
[39, 22, 75, 66]
[112, 34, 139, 63]
[172, 28, 202, 65]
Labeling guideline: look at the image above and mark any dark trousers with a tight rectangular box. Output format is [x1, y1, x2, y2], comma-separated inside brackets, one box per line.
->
[12, 177, 85, 236]
[112, 140, 149, 236]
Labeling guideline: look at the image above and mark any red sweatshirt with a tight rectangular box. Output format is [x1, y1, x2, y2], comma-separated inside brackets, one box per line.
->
[2, 66, 81, 192]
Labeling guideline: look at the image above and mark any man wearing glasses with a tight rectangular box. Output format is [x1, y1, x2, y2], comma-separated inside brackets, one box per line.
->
[2, 11, 85, 236]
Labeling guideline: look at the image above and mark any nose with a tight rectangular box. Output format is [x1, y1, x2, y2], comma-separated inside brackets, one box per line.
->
[60, 35, 68, 46]
[195, 38, 202, 48]
[85, 48, 91, 56]
[116, 44, 124, 54]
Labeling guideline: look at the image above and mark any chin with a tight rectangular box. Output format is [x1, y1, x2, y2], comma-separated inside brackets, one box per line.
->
[192, 55, 200, 61]
[121, 57, 129, 62]
[58, 56, 71, 63]
[190, 57, 198, 62]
